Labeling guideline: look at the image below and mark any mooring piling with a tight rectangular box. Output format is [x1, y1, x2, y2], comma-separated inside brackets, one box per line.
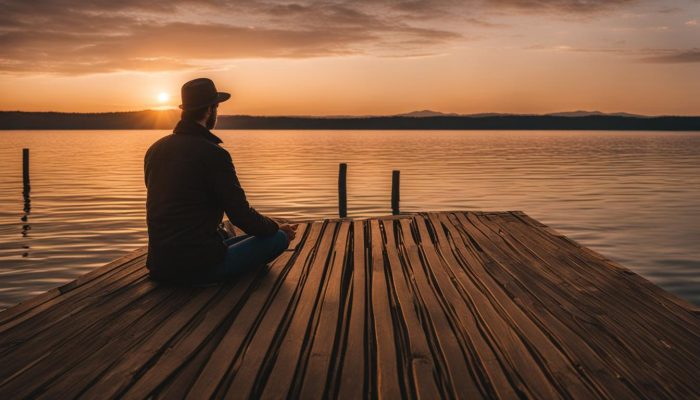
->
[338, 163, 347, 218]
[391, 170, 400, 215]
[22, 148, 30, 194]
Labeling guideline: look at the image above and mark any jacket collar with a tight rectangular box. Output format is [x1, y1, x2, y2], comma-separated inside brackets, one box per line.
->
[173, 119, 223, 144]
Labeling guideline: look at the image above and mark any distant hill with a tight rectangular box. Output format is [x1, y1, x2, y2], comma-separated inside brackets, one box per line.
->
[394, 110, 460, 117]
[546, 110, 646, 118]
[398, 110, 648, 118]
[1, 110, 698, 131]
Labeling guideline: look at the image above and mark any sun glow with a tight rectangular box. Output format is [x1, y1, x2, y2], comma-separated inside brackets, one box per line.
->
[157, 92, 169, 103]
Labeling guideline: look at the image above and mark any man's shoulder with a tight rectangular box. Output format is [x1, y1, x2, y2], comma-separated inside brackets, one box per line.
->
[154, 134, 231, 167]
[148, 132, 224, 152]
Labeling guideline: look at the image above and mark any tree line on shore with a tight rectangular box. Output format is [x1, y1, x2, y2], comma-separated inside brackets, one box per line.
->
[1, 110, 698, 131]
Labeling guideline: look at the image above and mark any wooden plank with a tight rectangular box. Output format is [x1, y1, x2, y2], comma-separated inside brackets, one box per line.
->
[496, 213, 700, 345]
[367, 219, 403, 399]
[0, 268, 153, 384]
[426, 213, 598, 399]
[219, 222, 324, 399]
[510, 212, 700, 327]
[409, 216, 518, 399]
[0, 250, 147, 335]
[0, 275, 162, 398]
[0, 247, 147, 326]
[298, 220, 351, 399]
[450, 212, 665, 399]
[437, 213, 634, 399]
[479, 213, 700, 371]
[119, 263, 280, 398]
[337, 220, 368, 399]
[1, 212, 698, 400]
[397, 217, 487, 399]
[513, 211, 700, 316]
[454, 212, 686, 398]
[381, 220, 442, 399]
[32, 287, 193, 399]
[153, 313, 229, 400]
[0, 263, 149, 358]
[182, 237, 301, 399]
[476, 212, 700, 395]
[77, 285, 225, 399]
[257, 222, 339, 399]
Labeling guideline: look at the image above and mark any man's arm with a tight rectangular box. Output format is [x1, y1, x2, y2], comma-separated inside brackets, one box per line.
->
[207, 149, 279, 236]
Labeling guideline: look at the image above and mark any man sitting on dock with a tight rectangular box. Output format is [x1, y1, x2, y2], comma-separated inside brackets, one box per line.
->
[144, 78, 297, 284]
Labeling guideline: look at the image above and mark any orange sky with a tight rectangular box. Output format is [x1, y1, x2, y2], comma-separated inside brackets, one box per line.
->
[0, 0, 698, 116]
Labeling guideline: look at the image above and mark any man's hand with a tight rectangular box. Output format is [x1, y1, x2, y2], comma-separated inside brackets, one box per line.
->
[280, 224, 298, 243]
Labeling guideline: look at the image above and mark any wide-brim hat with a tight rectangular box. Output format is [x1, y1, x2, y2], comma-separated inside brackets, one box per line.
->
[179, 78, 231, 110]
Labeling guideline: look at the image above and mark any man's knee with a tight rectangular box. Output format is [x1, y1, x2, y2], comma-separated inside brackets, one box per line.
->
[274, 229, 290, 252]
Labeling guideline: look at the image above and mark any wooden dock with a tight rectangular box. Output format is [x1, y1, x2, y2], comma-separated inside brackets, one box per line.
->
[1, 211, 698, 399]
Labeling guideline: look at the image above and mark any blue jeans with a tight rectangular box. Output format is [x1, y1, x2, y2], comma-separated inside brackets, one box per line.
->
[199, 229, 289, 284]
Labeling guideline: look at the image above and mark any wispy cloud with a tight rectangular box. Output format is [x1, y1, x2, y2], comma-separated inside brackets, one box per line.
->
[485, 0, 638, 14]
[0, 0, 695, 74]
[0, 0, 470, 74]
[641, 48, 700, 63]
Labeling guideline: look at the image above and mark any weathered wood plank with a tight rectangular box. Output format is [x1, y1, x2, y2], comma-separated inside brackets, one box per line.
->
[33, 287, 192, 399]
[220, 221, 324, 400]
[512, 211, 700, 315]
[423, 212, 585, 400]
[381, 220, 442, 399]
[368, 219, 403, 399]
[337, 220, 369, 400]
[78, 286, 225, 399]
[437, 213, 633, 399]
[0, 250, 147, 335]
[475, 213, 700, 396]
[411, 215, 519, 399]
[508, 212, 700, 329]
[258, 222, 338, 399]
[0, 247, 147, 324]
[455, 212, 689, 398]
[397, 218, 485, 399]
[0, 275, 161, 398]
[0, 267, 154, 385]
[0, 212, 698, 400]
[298, 220, 351, 399]
[183, 240, 300, 399]
[119, 266, 277, 398]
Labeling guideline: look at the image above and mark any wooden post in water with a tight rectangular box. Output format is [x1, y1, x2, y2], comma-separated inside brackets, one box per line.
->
[338, 163, 347, 218]
[391, 170, 400, 215]
[21, 148, 31, 240]
[22, 148, 30, 193]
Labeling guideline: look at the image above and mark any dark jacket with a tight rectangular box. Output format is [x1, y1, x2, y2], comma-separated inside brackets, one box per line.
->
[144, 119, 279, 281]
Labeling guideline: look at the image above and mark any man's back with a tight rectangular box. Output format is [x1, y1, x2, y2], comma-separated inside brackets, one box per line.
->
[144, 122, 229, 280]
[146, 118, 281, 283]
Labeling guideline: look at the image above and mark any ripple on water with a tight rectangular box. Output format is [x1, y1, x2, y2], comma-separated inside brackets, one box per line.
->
[0, 129, 699, 310]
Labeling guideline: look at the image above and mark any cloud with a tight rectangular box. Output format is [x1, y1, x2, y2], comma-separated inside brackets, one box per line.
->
[641, 48, 700, 63]
[0, 0, 469, 74]
[526, 43, 700, 63]
[0, 0, 679, 74]
[485, 0, 638, 14]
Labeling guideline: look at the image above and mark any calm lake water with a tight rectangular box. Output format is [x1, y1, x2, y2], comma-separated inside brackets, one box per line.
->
[0, 130, 699, 310]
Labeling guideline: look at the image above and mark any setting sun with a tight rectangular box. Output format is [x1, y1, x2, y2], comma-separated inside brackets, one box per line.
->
[157, 92, 169, 103]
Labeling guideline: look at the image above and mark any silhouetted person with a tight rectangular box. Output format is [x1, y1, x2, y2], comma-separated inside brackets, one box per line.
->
[144, 78, 296, 284]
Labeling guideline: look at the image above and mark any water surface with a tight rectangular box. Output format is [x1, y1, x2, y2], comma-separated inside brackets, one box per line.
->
[1, 130, 698, 310]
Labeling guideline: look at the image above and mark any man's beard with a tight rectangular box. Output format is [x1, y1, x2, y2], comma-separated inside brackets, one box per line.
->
[205, 110, 217, 130]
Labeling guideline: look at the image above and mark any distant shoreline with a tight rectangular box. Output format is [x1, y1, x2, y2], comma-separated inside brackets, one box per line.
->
[1, 110, 699, 131]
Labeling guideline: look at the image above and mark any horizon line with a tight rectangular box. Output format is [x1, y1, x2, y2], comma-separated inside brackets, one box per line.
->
[2, 109, 700, 118]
